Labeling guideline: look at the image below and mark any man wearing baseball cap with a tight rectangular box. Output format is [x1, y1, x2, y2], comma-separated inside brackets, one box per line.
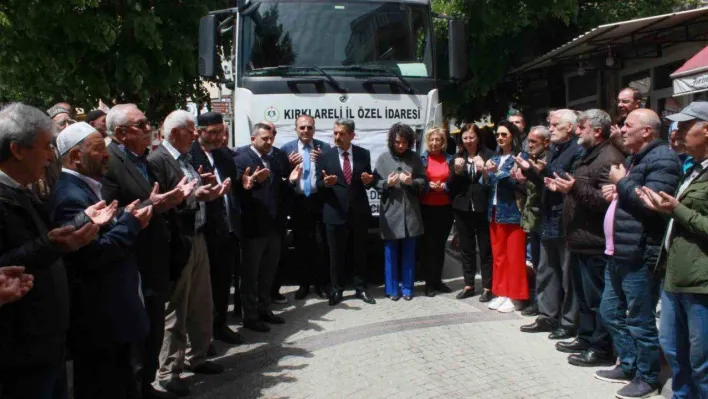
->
[637, 102, 708, 397]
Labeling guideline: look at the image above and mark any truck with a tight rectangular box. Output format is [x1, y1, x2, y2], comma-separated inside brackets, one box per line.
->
[198, 0, 466, 217]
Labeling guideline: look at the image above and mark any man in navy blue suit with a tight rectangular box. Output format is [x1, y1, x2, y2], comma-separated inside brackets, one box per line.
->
[280, 114, 331, 300]
[316, 119, 376, 306]
[233, 123, 297, 332]
[49, 122, 153, 399]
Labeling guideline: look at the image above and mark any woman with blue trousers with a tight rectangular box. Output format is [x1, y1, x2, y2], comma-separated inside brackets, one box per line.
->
[374, 123, 427, 301]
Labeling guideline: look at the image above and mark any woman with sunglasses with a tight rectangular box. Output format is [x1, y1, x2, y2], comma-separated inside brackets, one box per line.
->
[448, 123, 495, 301]
[485, 120, 529, 313]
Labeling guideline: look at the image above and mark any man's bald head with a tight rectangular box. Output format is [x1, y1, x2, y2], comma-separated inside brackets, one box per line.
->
[295, 115, 315, 145]
[620, 108, 661, 154]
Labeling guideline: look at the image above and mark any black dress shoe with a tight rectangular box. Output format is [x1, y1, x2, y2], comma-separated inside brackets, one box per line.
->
[478, 289, 494, 303]
[243, 320, 271, 332]
[436, 282, 453, 293]
[188, 360, 224, 375]
[555, 338, 589, 354]
[424, 285, 438, 297]
[456, 289, 476, 300]
[520, 318, 557, 333]
[403, 295, 413, 301]
[314, 286, 328, 299]
[157, 378, 189, 397]
[356, 290, 376, 304]
[260, 312, 285, 324]
[568, 348, 615, 367]
[213, 324, 245, 345]
[328, 291, 343, 306]
[387, 294, 401, 301]
[294, 285, 309, 300]
[548, 327, 575, 340]
[521, 303, 539, 316]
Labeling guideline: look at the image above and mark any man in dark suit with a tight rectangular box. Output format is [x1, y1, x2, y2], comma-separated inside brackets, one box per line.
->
[316, 119, 376, 306]
[190, 112, 243, 345]
[0, 103, 99, 399]
[234, 123, 292, 305]
[280, 115, 331, 300]
[149, 110, 230, 397]
[234, 123, 294, 332]
[102, 104, 191, 399]
[49, 122, 153, 399]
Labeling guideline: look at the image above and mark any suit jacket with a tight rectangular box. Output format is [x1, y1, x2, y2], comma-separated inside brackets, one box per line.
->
[147, 144, 197, 277]
[102, 141, 173, 292]
[0, 183, 67, 370]
[233, 146, 287, 237]
[49, 172, 148, 345]
[235, 144, 291, 229]
[189, 142, 240, 240]
[316, 145, 373, 225]
[213, 147, 243, 237]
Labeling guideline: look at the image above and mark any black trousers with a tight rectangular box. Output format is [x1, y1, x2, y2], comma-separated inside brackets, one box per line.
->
[270, 229, 288, 297]
[453, 208, 492, 289]
[291, 194, 328, 288]
[206, 231, 238, 326]
[133, 290, 167, 394]
[240, 231, 281, 322]
[0, 360, 67, 399]
[572, 252, 612, 353]
[420, 205, 454, 286]
[326, 213, 367, 293]
[73, 341, 137, 399]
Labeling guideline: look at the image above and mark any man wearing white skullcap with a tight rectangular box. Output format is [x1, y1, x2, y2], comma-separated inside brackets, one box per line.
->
[50, 121, 155, 399]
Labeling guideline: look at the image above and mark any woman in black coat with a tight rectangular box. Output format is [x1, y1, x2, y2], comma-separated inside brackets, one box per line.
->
[448, 123, 495, 302]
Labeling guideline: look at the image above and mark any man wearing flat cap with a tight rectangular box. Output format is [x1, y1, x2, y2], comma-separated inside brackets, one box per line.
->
[49, 122, 154, 399]
[635, 102, 708, 397]
[190, 111, 244, 345]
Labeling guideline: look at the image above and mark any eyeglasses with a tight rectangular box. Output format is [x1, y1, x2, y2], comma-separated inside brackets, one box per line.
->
[299, 126, 314, 131]
[123, 120, 151, 130]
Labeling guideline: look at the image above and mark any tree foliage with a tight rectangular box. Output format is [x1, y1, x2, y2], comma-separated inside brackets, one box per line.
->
[434, 0, 701, 123]
[0, 0, 230, 120]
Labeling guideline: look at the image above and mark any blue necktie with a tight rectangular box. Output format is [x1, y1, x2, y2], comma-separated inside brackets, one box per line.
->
[303, 144, 311, 197]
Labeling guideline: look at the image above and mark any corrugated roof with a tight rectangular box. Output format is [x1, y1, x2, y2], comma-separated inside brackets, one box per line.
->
[510, 6, 708, 74]
[671, 44, 708, 77]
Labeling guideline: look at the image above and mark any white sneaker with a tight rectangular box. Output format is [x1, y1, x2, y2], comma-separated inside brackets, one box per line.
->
[488, 296, 507, 310]
[498, 298, 515, 313]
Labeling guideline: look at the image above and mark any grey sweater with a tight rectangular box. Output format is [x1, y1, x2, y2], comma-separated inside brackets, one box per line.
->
[374, 150, 427, 240]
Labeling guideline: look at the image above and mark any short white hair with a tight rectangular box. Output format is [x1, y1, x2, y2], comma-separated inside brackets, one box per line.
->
[106, 104, 139, 136]
[163, 110, 196, 141]
[553, 109, 578, 130]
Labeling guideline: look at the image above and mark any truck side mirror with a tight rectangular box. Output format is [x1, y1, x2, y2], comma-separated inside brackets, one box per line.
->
[199, 15, 219, 78]
[448, 19, 467, 81]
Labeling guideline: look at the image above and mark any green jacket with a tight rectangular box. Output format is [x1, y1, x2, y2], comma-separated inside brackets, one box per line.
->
[656, 166, 708, 294]
[520, 151, 547, 233]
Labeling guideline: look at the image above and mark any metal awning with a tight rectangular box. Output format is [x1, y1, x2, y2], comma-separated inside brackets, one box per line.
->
[511, 7, 708, 74]
[671, 45, 708, 96]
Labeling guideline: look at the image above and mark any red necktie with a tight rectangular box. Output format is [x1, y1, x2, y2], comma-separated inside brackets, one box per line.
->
[343, 151, 352, 184]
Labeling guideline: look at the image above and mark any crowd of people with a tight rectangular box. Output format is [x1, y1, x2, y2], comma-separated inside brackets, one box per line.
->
[0, 87, 706, 399]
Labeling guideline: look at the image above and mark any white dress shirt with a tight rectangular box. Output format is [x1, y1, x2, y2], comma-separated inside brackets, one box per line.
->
[337, 145, 354, 173]
[0, 169, 22, 189]
[251, 146, 270, 170]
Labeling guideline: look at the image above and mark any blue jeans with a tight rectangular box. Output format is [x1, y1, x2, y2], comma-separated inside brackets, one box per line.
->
[384, 238, 416, 296]
[599, 258, 661, 384]
[572, 253, 611, 353]
[659, 291, 708, 398]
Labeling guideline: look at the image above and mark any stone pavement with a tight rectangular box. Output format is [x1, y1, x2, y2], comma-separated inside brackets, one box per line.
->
[186, 272, 667, 399]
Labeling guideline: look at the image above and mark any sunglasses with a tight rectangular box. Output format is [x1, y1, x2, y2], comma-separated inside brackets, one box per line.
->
[495, 132, 510, 138]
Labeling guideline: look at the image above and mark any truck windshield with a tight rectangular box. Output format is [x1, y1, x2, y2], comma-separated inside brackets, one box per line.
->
[241, 1, 433, 78]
